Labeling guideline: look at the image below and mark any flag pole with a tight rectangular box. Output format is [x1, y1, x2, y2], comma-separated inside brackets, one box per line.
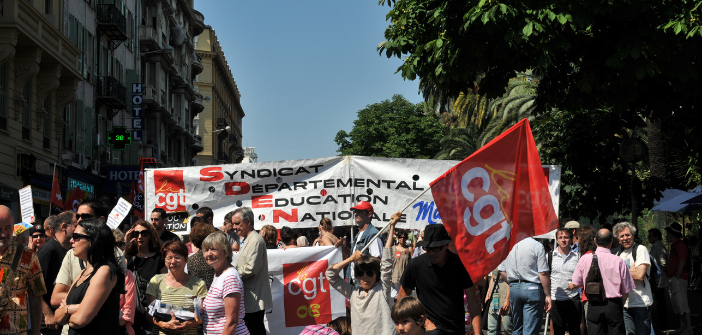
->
[360, 187, 431, 254]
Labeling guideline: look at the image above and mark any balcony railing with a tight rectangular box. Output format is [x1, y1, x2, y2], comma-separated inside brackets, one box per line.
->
[97, 4, 127, 41]
[192, 10, 205, 36]
[96, 76, 127, 109]
[139, 25, 158, 48]
[192, 52, 203, 75]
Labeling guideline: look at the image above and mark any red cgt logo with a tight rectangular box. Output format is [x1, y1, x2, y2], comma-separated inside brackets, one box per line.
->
[282, 260, 332, 327]
[154, 170, 186, 212]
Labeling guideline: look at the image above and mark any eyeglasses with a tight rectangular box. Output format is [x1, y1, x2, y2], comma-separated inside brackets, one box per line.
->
[355, 270, 376, 278]
[72, 232, 91, 241]
[31, 234, 45, 239]
[134, 231, 150, 238]
[76, 214, 95, 220]
[424, 246, 445, 253]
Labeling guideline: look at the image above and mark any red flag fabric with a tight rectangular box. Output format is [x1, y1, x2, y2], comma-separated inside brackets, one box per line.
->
[130, 179, 144, 220]
[50, 166, 64, 212]
[430, 119, 558, 281]
[64, 186, 84, 212]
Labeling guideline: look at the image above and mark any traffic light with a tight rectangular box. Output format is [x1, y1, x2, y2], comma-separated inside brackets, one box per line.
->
[107, 126, 132, 150]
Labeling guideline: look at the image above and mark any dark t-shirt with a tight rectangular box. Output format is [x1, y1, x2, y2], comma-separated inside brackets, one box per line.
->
[127, 252, 165, 326]
[37, 239, 69, 308]
[159, 229, 180, 246]
[400, 251, 474, 333]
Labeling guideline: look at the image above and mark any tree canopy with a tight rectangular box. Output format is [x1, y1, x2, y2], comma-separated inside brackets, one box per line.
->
[378, 0, 702, 129]
[335, 95, 447, 159]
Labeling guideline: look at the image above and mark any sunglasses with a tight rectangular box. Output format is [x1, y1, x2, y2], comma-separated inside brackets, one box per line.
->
[72, 232, 91, 241]
[76, 214, 95, 220]
[134, 231, 150, 238]
[31, 234, 45, 239]
[355, 270, 376, 278]
[424, 246, 445, 253]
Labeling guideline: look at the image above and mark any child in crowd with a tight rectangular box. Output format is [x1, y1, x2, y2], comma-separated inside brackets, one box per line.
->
[391, 296, 426, 335]
[326, 213, 403, 335]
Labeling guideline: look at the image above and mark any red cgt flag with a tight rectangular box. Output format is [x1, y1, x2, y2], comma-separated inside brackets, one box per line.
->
[64, 186, 84, 212]
[50, 164, 64, 212]
[130, 179, 144, 220]
[430, 119, 558, 281]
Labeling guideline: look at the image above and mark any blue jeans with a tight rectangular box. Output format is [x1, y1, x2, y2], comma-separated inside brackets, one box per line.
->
[623, 306, 652, 335]
[509, 282, 545, 335]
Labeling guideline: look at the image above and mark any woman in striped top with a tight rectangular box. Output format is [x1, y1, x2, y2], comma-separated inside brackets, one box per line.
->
[202, 233, 249, 335]
[145, 240, 207, 335]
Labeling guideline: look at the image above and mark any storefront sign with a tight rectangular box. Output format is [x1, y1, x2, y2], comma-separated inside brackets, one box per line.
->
[32, 188, 50, 205]
[67, 178, 95, 198]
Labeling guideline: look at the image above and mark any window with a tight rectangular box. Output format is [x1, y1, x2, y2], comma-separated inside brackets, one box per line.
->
[45, 0, 51, 14]
[0, 63, 6, 131]
[63, 104, 71, 150]
[43, 94, 51, 149]
[22, 81, 31, 141]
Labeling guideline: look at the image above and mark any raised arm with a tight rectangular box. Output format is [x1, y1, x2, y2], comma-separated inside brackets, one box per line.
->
[385, 212, 401, 248]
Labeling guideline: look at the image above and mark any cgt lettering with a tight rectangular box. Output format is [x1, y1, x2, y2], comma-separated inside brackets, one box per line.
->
[287, 273, 327, 300]
[155, 190, 186, 211]
[461, 166, 514, 254]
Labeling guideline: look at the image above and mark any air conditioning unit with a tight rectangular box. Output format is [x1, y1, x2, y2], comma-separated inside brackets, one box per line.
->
[91, 161, 101, 173]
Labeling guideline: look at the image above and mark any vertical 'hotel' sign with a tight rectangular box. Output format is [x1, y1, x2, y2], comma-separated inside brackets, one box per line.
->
[132, 83, 143, 140]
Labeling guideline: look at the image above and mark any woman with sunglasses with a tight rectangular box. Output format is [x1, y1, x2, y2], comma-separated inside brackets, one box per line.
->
[125, 220, 167, 335]
[55, 218, 125, 335]
[326, 212, 402, 335]
[391, 229, 414, 301]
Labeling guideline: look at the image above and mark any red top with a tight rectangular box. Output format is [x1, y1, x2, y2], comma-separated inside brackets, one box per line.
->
[668, 239, 689, 280]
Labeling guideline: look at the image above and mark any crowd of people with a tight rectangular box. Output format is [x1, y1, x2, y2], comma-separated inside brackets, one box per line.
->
[0, 198, 697, 335]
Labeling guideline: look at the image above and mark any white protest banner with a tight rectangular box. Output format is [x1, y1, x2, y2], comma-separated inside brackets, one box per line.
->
[144, 156, 560, 234]
[18, 186, 35, 223]
[107, 198, 132, 229]
[230, 246, 345, 335]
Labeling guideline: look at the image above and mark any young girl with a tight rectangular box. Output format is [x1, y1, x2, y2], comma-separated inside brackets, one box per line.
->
[391, 297, 427, 335]
[326, 212, 402, 335]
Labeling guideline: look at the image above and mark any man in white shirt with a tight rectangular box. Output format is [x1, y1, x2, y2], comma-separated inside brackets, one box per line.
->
[614, 222, 652, 335]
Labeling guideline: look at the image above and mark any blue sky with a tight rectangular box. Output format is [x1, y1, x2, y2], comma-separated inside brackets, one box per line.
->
[195, 1, 422, 162]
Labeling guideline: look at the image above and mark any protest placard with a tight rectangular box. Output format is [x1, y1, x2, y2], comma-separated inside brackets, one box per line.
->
[18, 186, 34, 223]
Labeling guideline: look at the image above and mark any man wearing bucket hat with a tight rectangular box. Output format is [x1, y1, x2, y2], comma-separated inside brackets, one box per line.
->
[397, 224, 482, 335]
[666, 222, 692, 335]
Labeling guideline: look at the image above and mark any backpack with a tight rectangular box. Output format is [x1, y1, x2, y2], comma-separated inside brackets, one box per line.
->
[617, 243, 661, 293]
[585, 253, 606, 303]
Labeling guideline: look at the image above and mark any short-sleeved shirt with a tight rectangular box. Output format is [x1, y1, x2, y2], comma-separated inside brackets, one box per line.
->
[668, 239, 688, 280]
[550, 248, 580, 300]
[0, 241, 47, 335]
[498, 238, 549, 283]
[400, 251, 474, 333]
[202, 267, 249, 335]
[159, 230, 181, 246]
[618, 245, 652, 308]
[146, 274, 207, 335]
[36, 238, 68, 324]
[225, 231, 240, 247]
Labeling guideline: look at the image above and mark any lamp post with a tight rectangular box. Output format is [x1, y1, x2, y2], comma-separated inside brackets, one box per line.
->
[619, 138, 648, 232]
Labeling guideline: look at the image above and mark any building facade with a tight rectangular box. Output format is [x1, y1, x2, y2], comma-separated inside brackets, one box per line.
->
[193, 26, 244, 165]
[0, 0, 210, 223]
[0, 0, 83, 218]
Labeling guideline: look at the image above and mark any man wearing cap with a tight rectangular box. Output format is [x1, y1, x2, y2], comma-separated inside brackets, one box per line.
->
[349, 201, 383, 282]
[666, 223, 692, 335]
[498, 237, 551, 335]
[564, 221, 580, 254]
[398, 224, 482, 335]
